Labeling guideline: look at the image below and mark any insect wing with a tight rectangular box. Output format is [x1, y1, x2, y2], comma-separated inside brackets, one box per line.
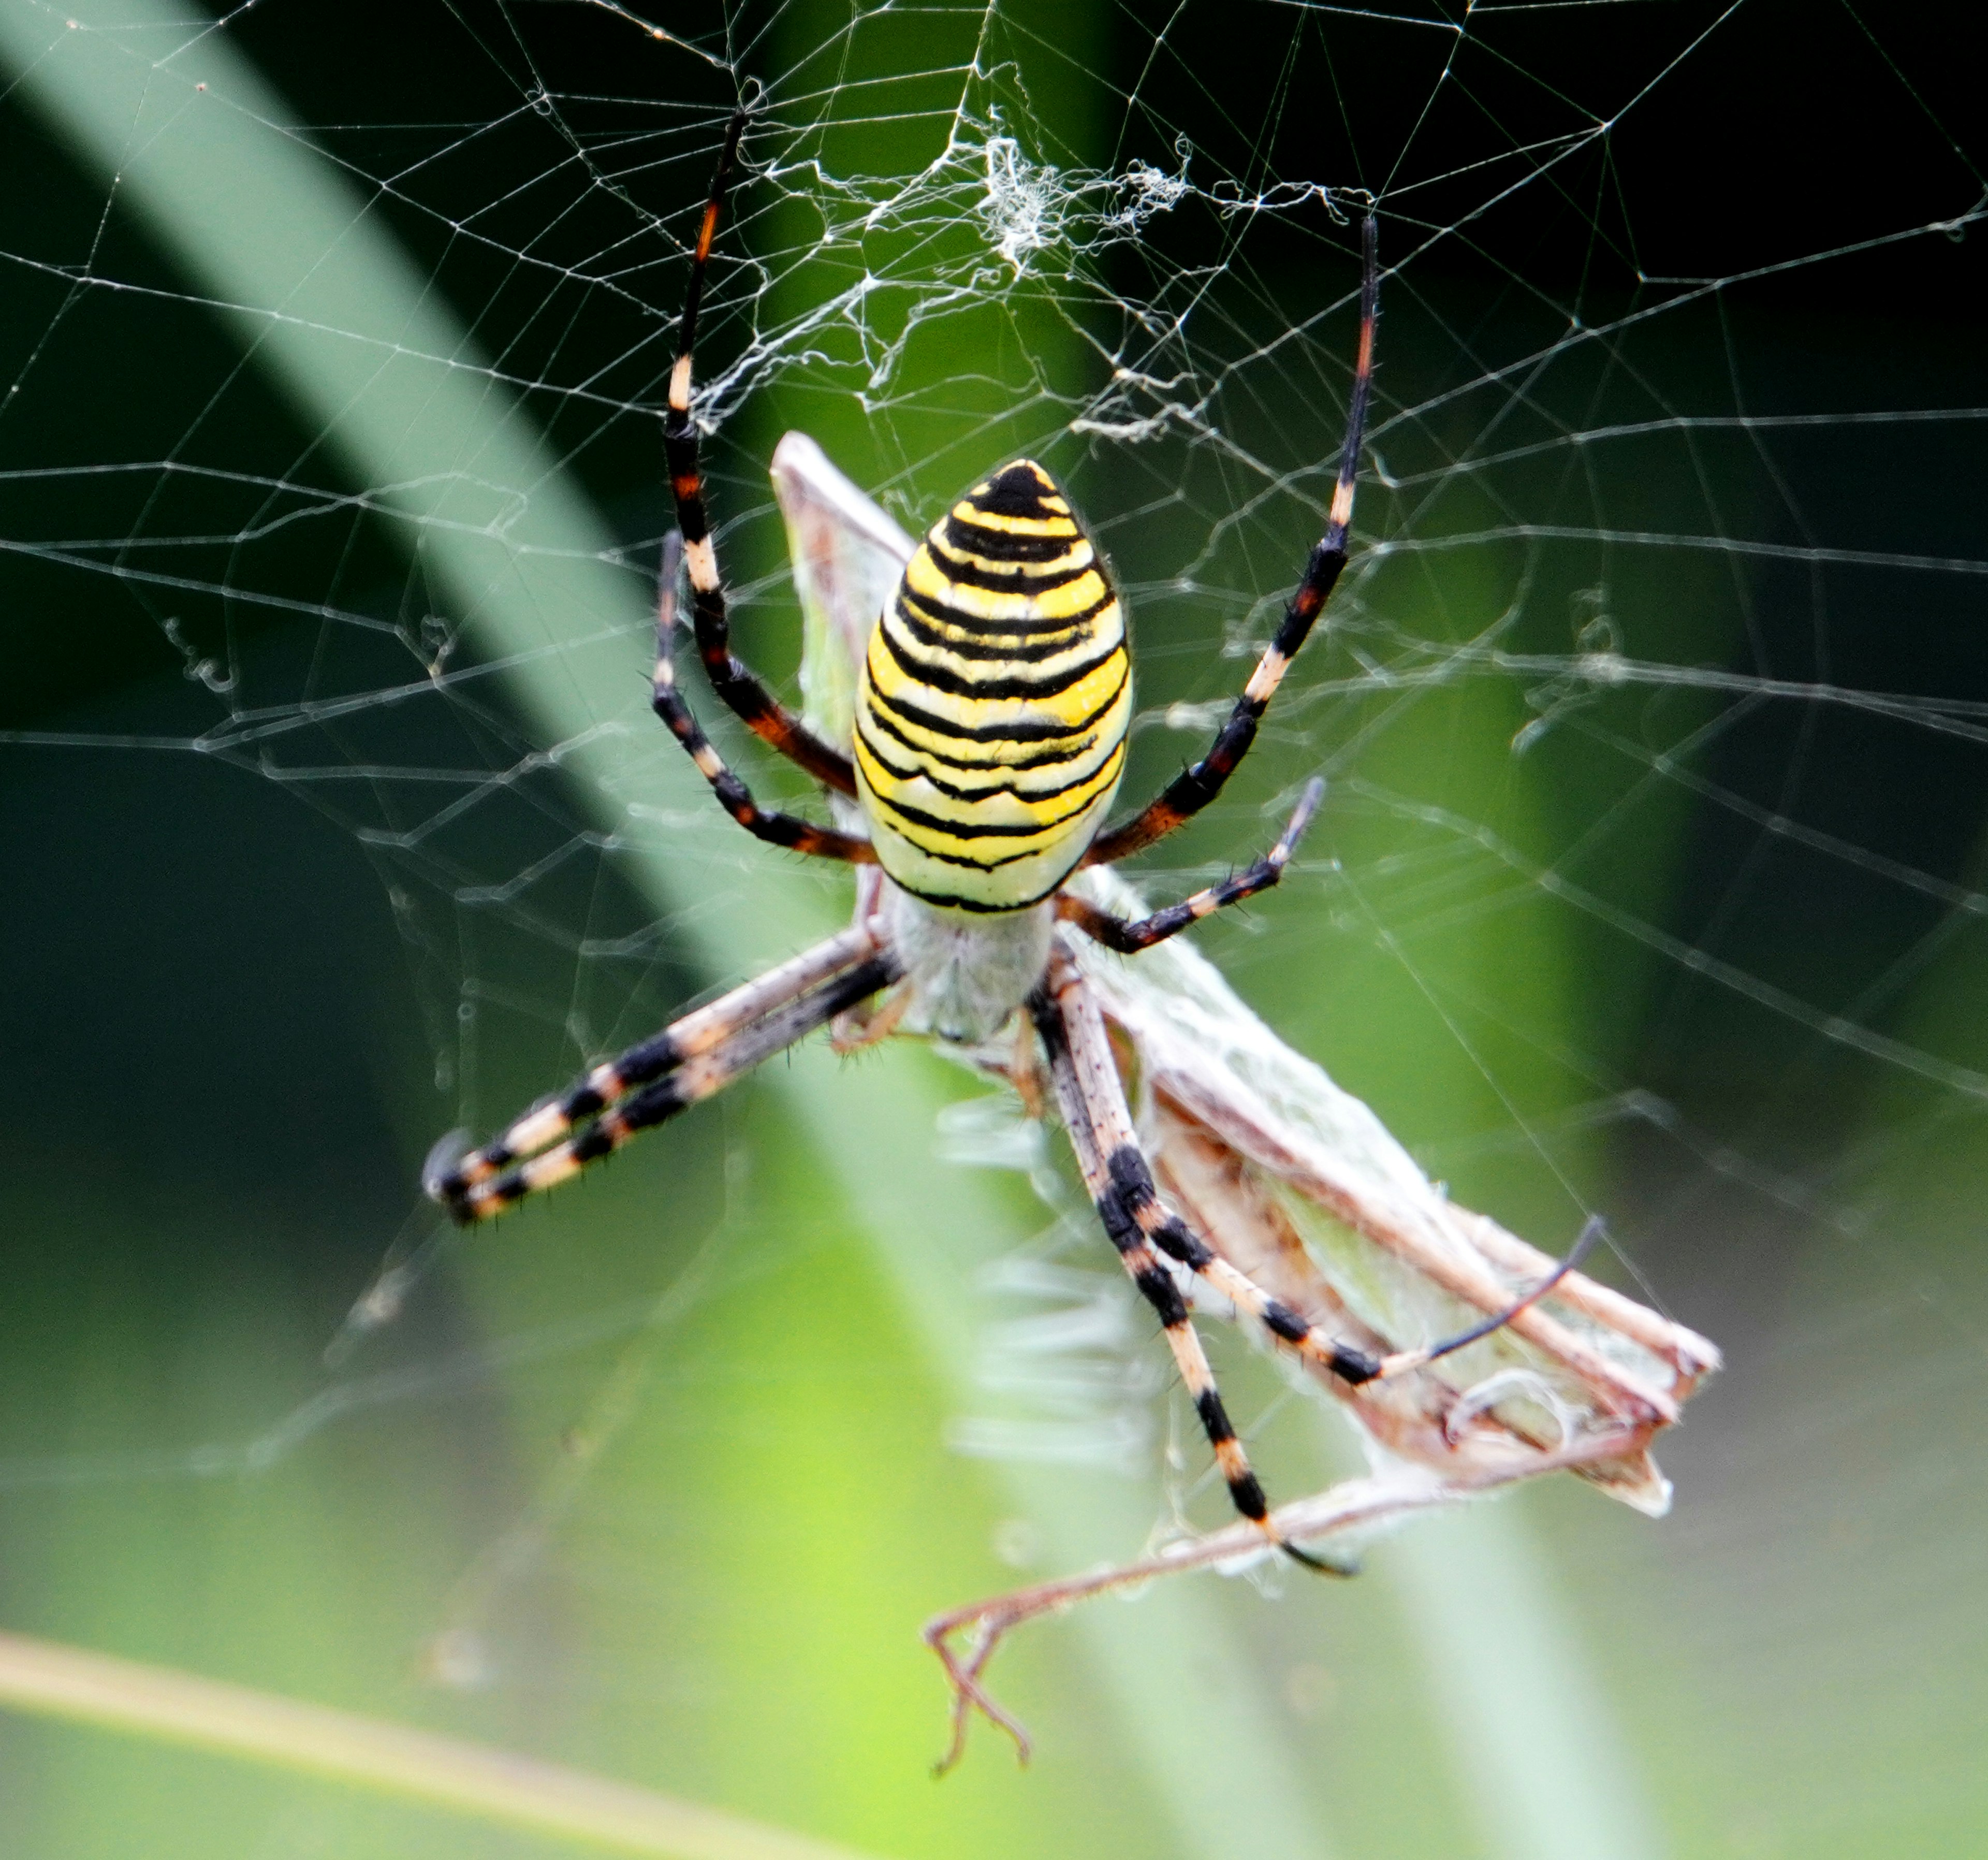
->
[770, 431, 913, 752]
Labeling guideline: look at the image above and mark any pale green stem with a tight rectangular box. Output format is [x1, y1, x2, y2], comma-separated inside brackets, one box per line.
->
[0, 1629, 882, 1860]
[1386, 1503, 1668, 1860]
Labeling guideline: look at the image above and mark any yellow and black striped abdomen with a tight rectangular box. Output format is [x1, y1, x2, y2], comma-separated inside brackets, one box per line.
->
[854, 460, 1131, 912]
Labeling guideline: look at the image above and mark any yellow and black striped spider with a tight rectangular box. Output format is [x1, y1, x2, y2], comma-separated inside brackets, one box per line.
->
[426, 105, 1591, 1571]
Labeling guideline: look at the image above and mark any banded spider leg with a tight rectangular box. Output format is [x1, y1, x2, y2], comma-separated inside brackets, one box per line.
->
[427, 923, 898, 1222]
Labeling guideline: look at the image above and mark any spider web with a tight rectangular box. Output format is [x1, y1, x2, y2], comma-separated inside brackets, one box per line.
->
[2, 2, 1985, 1856]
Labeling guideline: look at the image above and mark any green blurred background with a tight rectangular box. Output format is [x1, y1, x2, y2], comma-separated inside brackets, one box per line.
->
[2, 2, 1984, 1856]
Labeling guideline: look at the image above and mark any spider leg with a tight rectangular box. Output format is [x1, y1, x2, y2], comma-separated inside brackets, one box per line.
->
[654, 533, 875, 862]
[664, 103, 857, 798]
[430, 917, 882, 1193]
[1057, 778, 1322, 954]
[1030, 956, 1327, 1565]
[1084, 215, 1377, 869]
[428, 929, 898, 1223]
[1037, 943, 1609, 1409]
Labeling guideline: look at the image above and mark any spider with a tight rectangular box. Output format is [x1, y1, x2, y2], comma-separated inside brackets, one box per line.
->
[425, 104, 1591, 1570]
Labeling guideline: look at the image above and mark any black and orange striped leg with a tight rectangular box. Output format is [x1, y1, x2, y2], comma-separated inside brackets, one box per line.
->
[662, 103, 856, 799]
[1085, 215, 1378, 870]
[1057, 778, 1323, 955]
[428, 943, 902, 1224]
[654, 533, 876, 863]
[1029, 957, 1332, 1567]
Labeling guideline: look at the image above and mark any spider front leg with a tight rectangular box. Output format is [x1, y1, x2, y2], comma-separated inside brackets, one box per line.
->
[1085, 214, 1377, 869]
[663, 102, 856, 798]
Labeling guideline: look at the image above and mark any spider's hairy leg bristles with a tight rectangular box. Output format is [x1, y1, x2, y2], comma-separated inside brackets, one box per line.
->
[661, 103, 856, 798]
[1058, 778, 1324, 954]
[1083, 214, 1378, 869]
[682, 532, 718, 598]
[652, 535, 876, 864]
[1097, 1130, 1275, 1530]
[665, 107, 742, 412]
[1321, 214, 1377, 544]
[442, 952, 902, 1224]
[1030, 964, 1292, 1548]
[692, 182, 722, 266]
[428, 921, 885, 1200]
[829, 978, 914, 1053]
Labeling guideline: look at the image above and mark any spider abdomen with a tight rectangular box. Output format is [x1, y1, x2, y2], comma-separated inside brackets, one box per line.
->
[854, 460, 1131, 912]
